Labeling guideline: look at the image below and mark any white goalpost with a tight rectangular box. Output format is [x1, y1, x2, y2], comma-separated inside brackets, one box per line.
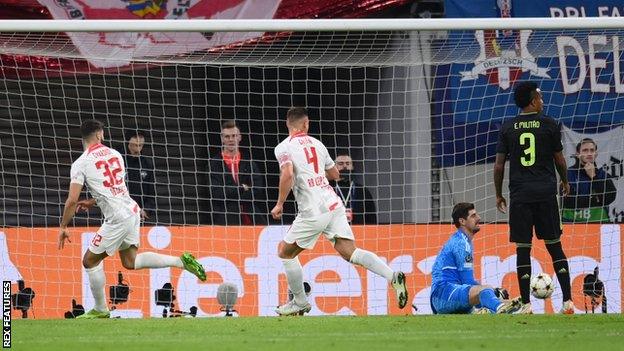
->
[0, 17, 622, 317]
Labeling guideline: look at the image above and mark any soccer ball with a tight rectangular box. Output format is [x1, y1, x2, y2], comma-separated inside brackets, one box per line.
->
[530, 273, 554, 299]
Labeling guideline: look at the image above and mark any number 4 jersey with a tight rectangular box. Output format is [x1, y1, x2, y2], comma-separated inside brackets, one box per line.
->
[274, 132, 342, 217]
[70, 143, 139, 222]
[496, 111, 563, 203]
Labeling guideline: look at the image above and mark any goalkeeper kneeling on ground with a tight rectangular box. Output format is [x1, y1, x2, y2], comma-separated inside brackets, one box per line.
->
[430, 203, 520, 314]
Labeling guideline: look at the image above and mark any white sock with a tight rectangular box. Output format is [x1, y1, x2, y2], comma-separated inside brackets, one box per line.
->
[134, 252, 183, 269]
[282, 257, 307, 305]
[350, 248, 394, 282]
[85, 263, 108, 312]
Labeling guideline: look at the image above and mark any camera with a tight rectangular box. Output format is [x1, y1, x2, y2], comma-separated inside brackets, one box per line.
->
[64, 299, 85, 319]
[155, 282, 197, 318]
[155, 282, 175, 308]
[11, 280, 35, 318]
[109, 271, 129, 305]
[583, 266, 607, 313]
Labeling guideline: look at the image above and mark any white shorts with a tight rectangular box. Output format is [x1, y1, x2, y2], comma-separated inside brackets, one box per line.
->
[284, 207, 355, 250]
[89, 214, 141, 256]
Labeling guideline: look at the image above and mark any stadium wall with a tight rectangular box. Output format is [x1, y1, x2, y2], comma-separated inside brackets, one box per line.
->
[1, 223, 621, 318]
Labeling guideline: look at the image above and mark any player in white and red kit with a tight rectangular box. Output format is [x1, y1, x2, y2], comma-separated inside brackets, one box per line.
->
[58, 120, 206, 319]
[271, 107, 408, 316]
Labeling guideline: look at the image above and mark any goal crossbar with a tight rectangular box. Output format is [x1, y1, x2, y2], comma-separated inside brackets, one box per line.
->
[0, 17, 623, 33]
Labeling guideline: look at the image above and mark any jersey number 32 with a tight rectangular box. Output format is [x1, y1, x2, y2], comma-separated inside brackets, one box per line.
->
[95, 157, 123, 187]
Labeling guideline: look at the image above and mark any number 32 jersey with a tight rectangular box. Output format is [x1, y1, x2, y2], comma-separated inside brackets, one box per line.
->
[70, 143, 139, 222]
[495, 111, 563, 203]
[274, 132, 341, 217]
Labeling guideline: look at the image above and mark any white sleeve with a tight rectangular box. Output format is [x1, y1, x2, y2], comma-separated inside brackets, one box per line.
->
[70, 159, 85, 185]
[322, 144, 335, 170]
[114, 150, 127, 170]
[274, 143, 292, 167]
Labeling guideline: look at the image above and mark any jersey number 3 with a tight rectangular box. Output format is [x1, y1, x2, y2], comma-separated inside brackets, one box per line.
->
[519, 132, 536, 167]
[95, 157, 123, 187]
[304, 147, 319, 174]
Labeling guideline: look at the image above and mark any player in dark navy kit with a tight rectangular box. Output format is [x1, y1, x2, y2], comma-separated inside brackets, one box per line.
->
[493, 81, 574, 314]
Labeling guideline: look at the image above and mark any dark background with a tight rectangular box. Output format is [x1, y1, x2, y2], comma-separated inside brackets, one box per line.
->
[0, 2, 433, 227]
[0, 63, 386, 227]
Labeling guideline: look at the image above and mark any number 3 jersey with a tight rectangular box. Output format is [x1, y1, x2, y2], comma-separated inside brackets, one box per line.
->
[274, 132, 341, 217]
[70, 143, 139, 222]
[495, 111, 563, 203]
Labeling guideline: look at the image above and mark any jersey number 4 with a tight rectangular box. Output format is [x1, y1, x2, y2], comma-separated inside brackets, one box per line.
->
[304, 147, 319, 174]
[95, 157, 123, 187]
[519, 132, 536, 167]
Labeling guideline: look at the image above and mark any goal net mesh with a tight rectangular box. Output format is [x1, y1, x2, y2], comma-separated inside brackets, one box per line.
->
[0, 25, 622, 317]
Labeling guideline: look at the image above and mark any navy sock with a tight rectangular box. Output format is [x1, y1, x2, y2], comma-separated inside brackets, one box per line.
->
[516, 245, 532, 304]
[546, 241, 572, 302]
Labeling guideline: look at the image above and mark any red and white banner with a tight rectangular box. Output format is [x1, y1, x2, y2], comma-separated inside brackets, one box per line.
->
[36, 0, 282, 67]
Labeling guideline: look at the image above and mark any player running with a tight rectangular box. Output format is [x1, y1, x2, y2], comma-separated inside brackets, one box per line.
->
[58, 120, 206, 319]
[430, 203, 520, 314]
[270, 107, 408, 316]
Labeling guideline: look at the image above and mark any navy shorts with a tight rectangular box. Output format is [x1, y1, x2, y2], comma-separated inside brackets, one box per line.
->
[509, 196, 562, 244]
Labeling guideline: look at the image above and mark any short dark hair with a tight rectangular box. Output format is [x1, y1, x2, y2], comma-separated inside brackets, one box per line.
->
[576, 138, 597, 153]
[336, 150, 351, 158]
[514, 81, 539, 109]
[80, 119, 104, 139]
[126, 130, 146, 141]
[287, 107, 308, 123]
[452, 202, 475, 228]
[221, 120, 238, 130]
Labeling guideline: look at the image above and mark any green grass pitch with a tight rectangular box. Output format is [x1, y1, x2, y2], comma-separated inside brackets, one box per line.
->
[10, 314, 624, 351]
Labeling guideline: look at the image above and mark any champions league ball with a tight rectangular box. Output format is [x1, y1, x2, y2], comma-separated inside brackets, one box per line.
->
[530, 273, 554, 299]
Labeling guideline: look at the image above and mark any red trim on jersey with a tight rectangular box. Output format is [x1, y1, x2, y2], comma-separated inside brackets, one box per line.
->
[329, 202, 340, 211]
[133, 204, 140, 214]
[289, 131, 307, 141]
[87, 143, 105, 154]
[277, 152, 292, 167]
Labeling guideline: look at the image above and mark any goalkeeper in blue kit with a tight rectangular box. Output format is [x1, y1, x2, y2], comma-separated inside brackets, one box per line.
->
[430, 203, 520, 314]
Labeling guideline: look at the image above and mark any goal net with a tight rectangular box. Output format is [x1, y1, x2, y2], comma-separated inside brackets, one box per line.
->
[0, 18, 622, 317]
